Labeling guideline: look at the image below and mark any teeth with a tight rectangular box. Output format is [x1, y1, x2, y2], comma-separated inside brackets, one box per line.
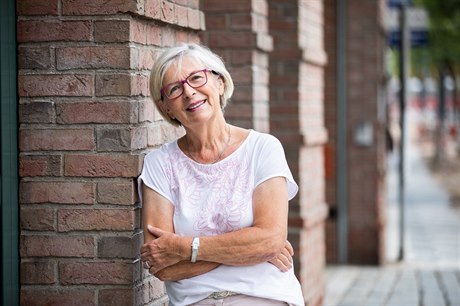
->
[188, 101, 205, 110]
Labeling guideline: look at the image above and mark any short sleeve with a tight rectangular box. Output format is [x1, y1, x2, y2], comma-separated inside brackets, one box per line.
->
[138, 148, 174, 206]
[254, 134, 299, 200]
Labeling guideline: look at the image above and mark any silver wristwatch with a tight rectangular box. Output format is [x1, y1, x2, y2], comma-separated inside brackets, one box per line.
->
[191, 237, 200, 263]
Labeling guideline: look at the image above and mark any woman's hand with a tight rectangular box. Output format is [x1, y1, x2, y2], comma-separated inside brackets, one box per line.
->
[268, 240, 294, 272]
[140, 225, 188, 274]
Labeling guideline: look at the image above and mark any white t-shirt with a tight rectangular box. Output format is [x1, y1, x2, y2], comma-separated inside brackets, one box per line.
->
[139, 130, 304, 306]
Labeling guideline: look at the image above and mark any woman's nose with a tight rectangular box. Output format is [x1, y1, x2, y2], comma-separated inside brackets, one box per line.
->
[182, 82, 196, 99]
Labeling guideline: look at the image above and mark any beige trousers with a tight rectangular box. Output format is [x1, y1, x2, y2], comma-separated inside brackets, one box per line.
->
[189, 294, 289, 306]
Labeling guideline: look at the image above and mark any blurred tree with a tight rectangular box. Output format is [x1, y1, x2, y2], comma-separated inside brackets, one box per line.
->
[414, 0, 460, 75]
[415, 0, 460, 160]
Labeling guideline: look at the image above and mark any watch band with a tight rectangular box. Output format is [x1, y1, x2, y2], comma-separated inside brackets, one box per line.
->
[191, 237, 200, 263]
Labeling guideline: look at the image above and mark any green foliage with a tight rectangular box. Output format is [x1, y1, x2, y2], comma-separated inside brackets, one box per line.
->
[414, 0, 460, 76]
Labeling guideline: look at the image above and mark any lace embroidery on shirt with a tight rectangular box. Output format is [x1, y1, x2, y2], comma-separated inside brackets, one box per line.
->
[166, 145, 251, 236]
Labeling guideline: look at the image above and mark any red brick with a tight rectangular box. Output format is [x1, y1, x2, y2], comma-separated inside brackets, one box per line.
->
[144, 0, 161, 20]
[17, 20, 91, 42]
[17, 0, 59, 15]
[20, 235, 95, 257]
[161, 27, 176, 46]
[173, 0, 189, 5]
[201, 0, 251, 12]
[95, 73, 130, 96]
[62, 0, 140, 15]
[161, 0, 176, 24]
[175, 30, 192, 44]
[130, 126, 148, 149]
[19, 101, 55, 124]
[146, 0, 189, 24]
[175, 5, 188, 27]
[18, 74, 94, 97]
[58, 208, 135, 231]
[253, 13, 268, 32]
[230, 13, 252, 30]
[131, 74, 149, 96]
[21, 261, 56, 284]
[19, 154, 61, 177]
[207, 32, 256, 48]
[204, 14, 226, 30]
[139, 98, 155, 123]
[147, 123, 183, 147]
[18, 46, 51, 70]
[19, 128, 95, 151]
[98, 235, 140, 258]
[59, 262, 133, 285]
[21, 288, 96, 306]
[188, 8, 202, 30]
[138, 48, 156, 70]
[99, 288, 134, 306]
[97, 181, 136, 205]
[94, 20, 130, 42]
[64, 154, 141, 177]
[20, 181, 95, 204]
[20, 207, 56, 231]
[229, 66, 253, 84]
[96, 127, 147, 152]
[146, 24, 162, 45]
[136, 278, 168, 305]
[56, 101, 136, 124]
[188, 0, 200, 9]
[130, 19, 146, 44]
[56, 46, 130, 70]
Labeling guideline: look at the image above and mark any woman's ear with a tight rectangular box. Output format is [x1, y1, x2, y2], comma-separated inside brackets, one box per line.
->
[217, 76, 225, 96]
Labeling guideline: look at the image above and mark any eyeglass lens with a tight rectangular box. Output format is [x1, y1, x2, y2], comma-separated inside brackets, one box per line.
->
[163, 70, 208, 99]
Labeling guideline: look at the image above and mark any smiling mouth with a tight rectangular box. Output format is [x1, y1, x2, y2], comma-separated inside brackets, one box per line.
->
[186, 100, 206, 112]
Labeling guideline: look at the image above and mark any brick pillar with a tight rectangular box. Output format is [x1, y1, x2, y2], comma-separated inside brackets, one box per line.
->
[346, 0, 387, 265]
[17, 0, 204, 305]
[268, 1, 328, 305]
[324, 0, 387, 265]
[200, 0, 273, 132]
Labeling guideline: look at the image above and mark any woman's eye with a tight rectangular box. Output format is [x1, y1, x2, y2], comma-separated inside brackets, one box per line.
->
[168, 84, 181, 94]
[189, 74, 203, 82]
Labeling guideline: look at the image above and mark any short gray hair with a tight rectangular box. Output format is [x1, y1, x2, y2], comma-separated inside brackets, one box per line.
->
[149, 43, 234, 127]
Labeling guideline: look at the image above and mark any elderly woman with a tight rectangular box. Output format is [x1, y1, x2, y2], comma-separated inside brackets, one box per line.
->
[139, 43, 304, 306]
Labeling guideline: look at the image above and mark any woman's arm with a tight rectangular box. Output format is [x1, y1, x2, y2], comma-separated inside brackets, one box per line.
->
[142, 176, 291, 271]
[140, 184, 220, 279]
[153, 260, 220, 281]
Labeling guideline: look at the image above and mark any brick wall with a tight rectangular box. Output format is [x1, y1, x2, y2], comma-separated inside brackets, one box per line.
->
[268, 1, 328, 305]
[17, 0, 204, 305]
[200, 0, 273, 132]
[346, 0, 386, 264]
[323, 0, 387, 265]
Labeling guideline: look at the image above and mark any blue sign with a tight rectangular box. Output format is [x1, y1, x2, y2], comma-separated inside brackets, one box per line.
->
[388, 0, 413, 8]
[388, 30, 428, 48]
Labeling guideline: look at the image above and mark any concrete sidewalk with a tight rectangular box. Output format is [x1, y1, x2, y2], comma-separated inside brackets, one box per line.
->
[323, 111, 460, 306]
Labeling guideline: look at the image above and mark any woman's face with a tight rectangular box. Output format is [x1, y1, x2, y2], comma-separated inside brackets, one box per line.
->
[161, 56, 224, 127]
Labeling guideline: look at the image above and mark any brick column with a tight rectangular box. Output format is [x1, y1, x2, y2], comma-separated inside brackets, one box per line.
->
[17, 0, 204, 305]
[346, 0, 387, 265]
[268, 1, 328, 305]
[200, 0, 273, 132]
[324, 0, 387, 265]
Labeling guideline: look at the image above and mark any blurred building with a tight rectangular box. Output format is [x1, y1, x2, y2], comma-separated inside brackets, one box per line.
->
[1, 0, 387, 305]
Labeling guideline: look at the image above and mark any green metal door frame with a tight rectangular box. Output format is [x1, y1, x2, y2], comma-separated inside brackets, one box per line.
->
[1, 0, 19, 304]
